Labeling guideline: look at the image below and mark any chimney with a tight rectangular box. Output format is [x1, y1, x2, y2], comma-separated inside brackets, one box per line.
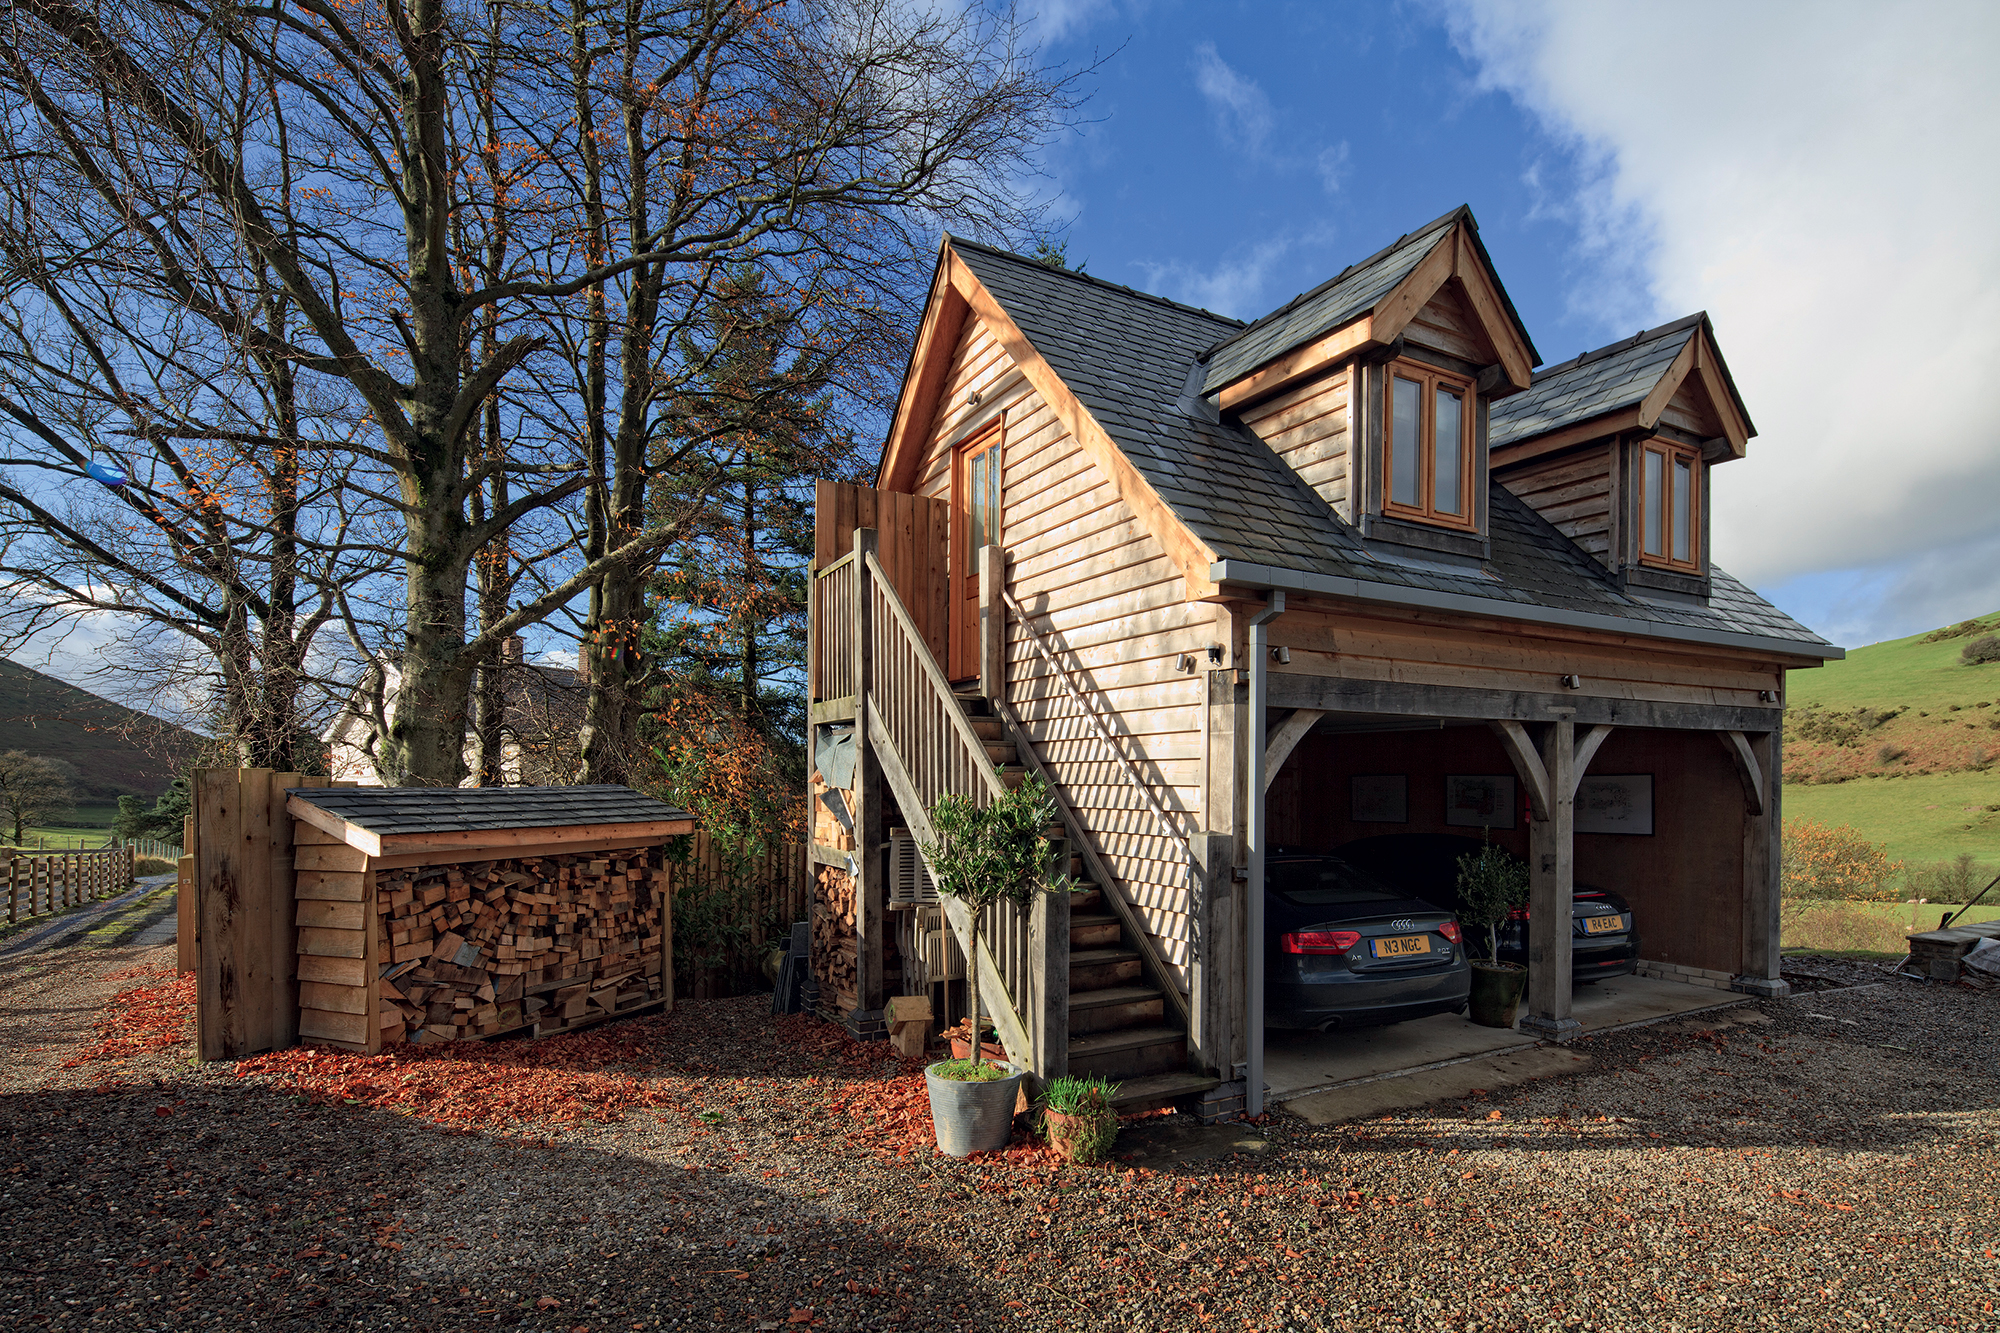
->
[575, 648, 590, 685]
[503, 634, 526, 664]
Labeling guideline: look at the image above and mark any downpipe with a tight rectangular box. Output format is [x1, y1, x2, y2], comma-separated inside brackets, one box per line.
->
[1245, 590, 1285, 1118]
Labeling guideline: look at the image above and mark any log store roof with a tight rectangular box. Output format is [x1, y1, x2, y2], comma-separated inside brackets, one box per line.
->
[286, 784, 692, 837]
[948, 233, 1835, 659]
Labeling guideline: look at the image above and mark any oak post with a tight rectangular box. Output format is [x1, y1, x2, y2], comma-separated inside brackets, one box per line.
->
[1734, 730, 1789, 997]
[1028, 840, 1070, 1080]
[7, 852, 16, 924]
[1190, 831, 1242, 1080]
[851, 528, 885, 1025]
[1522, 718, 1581, 1043]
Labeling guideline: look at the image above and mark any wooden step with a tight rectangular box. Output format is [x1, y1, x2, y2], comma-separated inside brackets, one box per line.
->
[1068, 886, 1102, 914]
[983, 742, 1018, 764]
[967, 716, 1006, 741]
[1068, 1025, 1187, 1081]
[1106, 1071, 1221, 1114]
[1000, 767, 1025, 790]
[1069, 912, 1121, 950]
[1070, 947, 1142, 991]
[1067, 984, 1164, 1034]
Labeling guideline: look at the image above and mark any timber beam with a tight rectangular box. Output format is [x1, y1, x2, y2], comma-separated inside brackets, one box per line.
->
[1267, 674, 1779, 733]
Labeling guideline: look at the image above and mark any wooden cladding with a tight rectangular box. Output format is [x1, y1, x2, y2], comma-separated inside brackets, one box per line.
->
[1497, 444, 1615, 566]
[812, 479, 949, 694]
[1237, 372, 1351, 519]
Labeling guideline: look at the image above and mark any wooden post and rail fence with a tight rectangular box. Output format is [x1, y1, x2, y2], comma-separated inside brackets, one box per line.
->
[2, 845, 138, 928]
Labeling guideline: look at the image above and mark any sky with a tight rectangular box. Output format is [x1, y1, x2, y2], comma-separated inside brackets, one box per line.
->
[1018, 0, 2000, 650]
[10, 0, 2000, 704]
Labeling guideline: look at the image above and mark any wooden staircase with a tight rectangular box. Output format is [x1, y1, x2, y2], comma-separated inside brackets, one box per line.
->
[955, 690, 1218, 1114]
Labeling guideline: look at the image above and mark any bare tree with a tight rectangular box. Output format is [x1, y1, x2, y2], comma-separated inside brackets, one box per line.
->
[0, 749, 73, 843]
[0, 0, 1080, 785]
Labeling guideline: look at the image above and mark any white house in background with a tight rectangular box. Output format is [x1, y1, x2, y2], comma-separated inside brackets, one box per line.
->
[324, 636, 586, 786]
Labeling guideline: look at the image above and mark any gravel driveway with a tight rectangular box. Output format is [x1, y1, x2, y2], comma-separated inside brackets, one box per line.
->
[2, 944, 1994, 1333]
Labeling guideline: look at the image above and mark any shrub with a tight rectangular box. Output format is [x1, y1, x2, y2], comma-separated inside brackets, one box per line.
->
[1903, 853, 1993, 903]
[1921, 618, 1996, 644]
[1962, 635, 2000, 665]
[1780, 819, 1902, 903]
[132, 857, 177, 876]
[1873, 742, 1907, 765]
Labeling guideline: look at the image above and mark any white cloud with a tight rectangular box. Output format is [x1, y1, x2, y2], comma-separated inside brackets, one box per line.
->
[1190, 42, 1275, 156]
[1315, 141, 1350, 194]
[1130, 235, 1298, 321]
[1436, 0, 2000, 594]
[1023, 0, 1124, 42]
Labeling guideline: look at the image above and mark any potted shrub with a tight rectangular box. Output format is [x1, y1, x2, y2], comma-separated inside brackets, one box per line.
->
[942, 1018, 1006, 1062]
[918, 772, 1063, 1157]
[1456, 837, 1530, 1028]
[1039, 1074, 1121, 1164]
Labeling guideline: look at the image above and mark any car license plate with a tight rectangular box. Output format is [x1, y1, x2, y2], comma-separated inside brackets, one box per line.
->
[1582, 914, 1625, 935]
[1371, 934, 1431, 958]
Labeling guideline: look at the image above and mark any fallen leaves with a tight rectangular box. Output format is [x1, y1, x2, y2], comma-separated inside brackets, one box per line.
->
[61, 967, 194, 1069]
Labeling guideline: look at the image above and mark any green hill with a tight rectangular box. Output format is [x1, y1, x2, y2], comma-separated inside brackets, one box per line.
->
[0, 658, 206, 822]
[1784, 611, 2000, 873]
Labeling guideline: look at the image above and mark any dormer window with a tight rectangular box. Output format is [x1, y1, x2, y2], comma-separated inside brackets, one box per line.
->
[1383, 360, 1476, 531]
[1639, 439, 1701, 571]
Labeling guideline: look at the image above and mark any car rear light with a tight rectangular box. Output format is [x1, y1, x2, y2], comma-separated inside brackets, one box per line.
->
[1281, 930, 1362, 954]
[1438, 921, 1461, 944]
[1506, 906, 1529, 921]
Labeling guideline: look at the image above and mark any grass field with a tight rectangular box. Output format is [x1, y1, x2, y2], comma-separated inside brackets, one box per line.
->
[7, 823, 124, 851]
[1788, 611, 2000, 712]
[1782, 771, 2000, 868]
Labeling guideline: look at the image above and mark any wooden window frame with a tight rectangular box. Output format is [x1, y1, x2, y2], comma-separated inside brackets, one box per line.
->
[1380, 360, 1477, 533]
[948, 419, 1003, 681]
[1637, 438, 1702, 572]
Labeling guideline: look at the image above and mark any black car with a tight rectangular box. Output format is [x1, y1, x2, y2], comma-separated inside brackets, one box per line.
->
[1331, 834, 1639, 982]
[1264, 852, 1469, 1031]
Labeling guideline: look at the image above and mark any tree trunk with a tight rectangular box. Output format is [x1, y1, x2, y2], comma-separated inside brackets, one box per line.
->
[967, 909, 982, 1069]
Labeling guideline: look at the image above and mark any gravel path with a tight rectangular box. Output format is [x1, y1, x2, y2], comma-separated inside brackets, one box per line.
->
[2, 946, 1994, 1332]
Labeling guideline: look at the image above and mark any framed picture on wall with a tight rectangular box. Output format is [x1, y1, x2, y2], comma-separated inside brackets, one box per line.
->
[1350, 775, 1408, 824]
[1576, 774, 1654, 835]
[1444, 775, 1516, 830]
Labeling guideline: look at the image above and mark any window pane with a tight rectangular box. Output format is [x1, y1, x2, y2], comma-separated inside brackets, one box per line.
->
[969, 450, 991, 551]
[1643, 450, 1664, 556]
[1673, 458, 1692, 563]
[1434, 387, 1463, 515]
[1391, 376, 1421, 508]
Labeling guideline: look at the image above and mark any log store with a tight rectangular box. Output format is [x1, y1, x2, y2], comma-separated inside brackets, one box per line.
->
[284, 785, 695, 1054]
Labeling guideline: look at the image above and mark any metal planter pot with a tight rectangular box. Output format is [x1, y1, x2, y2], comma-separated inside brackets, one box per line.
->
[1468, 960, 1528, 1028]
[925, 1063, 1025, 1157]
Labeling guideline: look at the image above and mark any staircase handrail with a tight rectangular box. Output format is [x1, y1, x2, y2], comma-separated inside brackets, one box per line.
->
[860, 549, 1039, 1071]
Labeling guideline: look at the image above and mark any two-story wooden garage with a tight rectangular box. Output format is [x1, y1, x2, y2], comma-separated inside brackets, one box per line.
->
[806, 206, 1838, 1118]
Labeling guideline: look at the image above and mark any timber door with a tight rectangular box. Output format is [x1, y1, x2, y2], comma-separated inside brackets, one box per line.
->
[950, 422, 1002, 681]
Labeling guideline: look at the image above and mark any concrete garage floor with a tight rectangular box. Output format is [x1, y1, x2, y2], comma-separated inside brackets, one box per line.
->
[1265, 973, 1746, 1111]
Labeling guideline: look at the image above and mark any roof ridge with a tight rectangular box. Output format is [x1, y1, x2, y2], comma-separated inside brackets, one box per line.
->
[1531, 311, 1708, 383]
[1197, 205, 1471, 363]
[945, 235, 1246, 330]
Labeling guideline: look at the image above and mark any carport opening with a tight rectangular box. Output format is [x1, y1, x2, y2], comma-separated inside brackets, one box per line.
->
[1255, 712, 1753, 1103]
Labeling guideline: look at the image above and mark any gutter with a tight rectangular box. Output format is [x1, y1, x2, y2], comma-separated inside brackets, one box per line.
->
[1245, 590, 1285, 1119]
[1207, 559, 1844, 662]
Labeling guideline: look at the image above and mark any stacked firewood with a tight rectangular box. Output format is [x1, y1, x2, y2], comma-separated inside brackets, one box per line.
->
[811, 865, 857, 1009]
[373, 851, 666, 1044]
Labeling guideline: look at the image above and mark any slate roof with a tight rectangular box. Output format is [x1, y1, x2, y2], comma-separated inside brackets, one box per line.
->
[288, 785, 693, 836]
[947, 238, 1833, 657]
[1199, 206, 1539, 394]
[1488, 313, 1756, 451]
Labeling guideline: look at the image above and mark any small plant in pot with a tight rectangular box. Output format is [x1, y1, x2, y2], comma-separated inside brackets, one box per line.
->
[917, 772, 1064, 1157]
[1039, 1074, 1121, 1165]
[1456, 835, 1530, 1029]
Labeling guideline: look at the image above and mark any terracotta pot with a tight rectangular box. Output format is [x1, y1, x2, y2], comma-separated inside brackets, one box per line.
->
[949, 1037, 1007, 1062]
[1043, 1106, 1118, 1164]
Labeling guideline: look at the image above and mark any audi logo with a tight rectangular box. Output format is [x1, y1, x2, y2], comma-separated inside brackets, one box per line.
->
[1391, 918, 1417, 931]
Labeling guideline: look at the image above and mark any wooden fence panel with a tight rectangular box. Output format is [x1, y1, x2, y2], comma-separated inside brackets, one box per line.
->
[663, 830, 809, 997]
[194, 768, 313, 1061]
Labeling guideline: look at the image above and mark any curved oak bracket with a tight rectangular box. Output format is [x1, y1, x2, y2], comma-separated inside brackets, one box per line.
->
[1717, 729, 1766, 816]
[1262, 709, 1328, 792]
